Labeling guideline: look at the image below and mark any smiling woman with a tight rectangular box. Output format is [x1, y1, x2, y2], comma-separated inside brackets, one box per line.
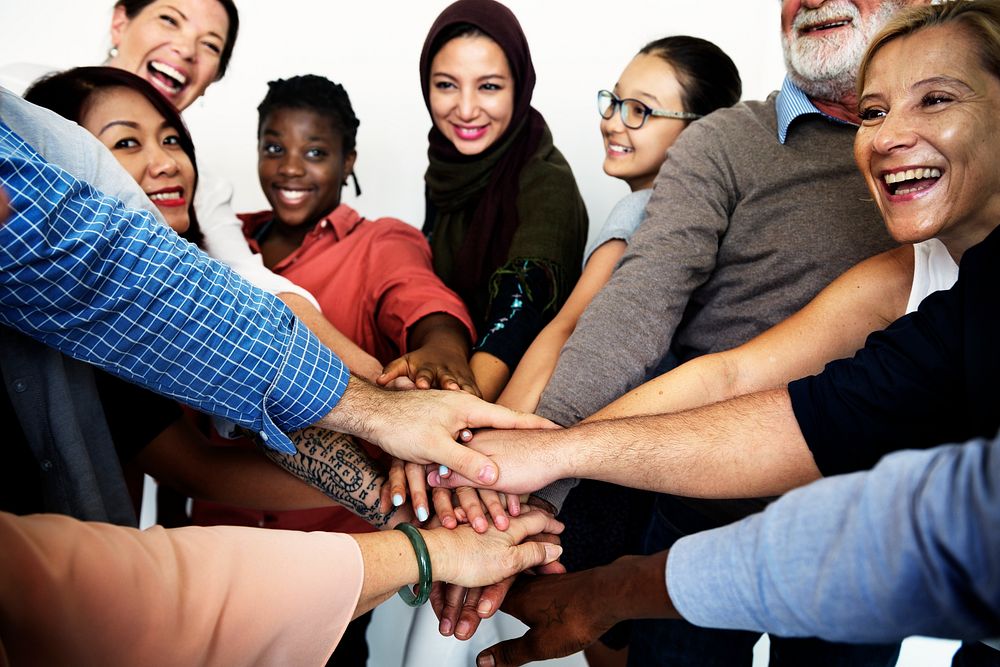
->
[24, 66, 203, 244]
[107, 0, 238, 112]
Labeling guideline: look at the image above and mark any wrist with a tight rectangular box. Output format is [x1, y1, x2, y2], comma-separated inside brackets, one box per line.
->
[421, 527, 452, 583]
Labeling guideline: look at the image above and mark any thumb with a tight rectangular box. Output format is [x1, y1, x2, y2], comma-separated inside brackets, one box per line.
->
[477, 632, 542, 667]
[510, 541, 563, 576]
[429, 439, 499, 486]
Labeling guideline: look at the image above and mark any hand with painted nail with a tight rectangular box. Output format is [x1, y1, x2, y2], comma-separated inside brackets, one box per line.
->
[427, 426, 569, 495]
[320, 376, 555, 487]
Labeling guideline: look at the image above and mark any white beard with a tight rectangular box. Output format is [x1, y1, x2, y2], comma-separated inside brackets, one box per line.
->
[782, 0, 906, 103]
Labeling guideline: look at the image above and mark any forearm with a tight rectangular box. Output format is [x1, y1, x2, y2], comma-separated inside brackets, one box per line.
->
[407, 312, 471, 356]
[497, 317, 573, 412]
[471, 351, 512, 403]
[569, 388, 821, 498]
[281, 293, 382, 382]
[264, 426, 398, 528]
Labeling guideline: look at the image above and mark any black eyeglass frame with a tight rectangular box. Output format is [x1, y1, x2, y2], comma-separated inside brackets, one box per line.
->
[597, 89, 702, 129]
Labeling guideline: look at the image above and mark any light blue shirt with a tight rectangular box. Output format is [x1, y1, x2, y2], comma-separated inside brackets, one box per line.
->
[583, 189, 652, 266]
[668, 433, 1000, 643]
[775, 77, 855, 144]
[0, 119, 348, 454]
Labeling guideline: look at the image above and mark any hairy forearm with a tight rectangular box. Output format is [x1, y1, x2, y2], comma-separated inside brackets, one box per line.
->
[264, 426, 398, 528]
[569, 388, 821, 498]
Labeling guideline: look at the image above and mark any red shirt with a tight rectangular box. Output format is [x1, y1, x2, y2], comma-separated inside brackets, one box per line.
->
[192, 204, 474, 535]
[242, 203, 474, 364]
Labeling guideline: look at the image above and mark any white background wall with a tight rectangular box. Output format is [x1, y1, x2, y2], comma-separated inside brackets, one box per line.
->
[0, 1, 785, 246]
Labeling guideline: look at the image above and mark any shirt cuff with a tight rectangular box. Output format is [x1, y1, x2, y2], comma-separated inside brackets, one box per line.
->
[667, 518, 763, 633]
[259, 317, 349, 453]
[534, 477, 578, 514]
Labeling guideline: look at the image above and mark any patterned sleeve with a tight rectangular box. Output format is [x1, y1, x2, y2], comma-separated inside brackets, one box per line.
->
[0, 121, 347, 454]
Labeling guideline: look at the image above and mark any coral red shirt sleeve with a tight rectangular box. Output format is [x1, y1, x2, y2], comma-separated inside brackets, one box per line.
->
[367, 221, 476, 353]
[0, 512, 363, 667]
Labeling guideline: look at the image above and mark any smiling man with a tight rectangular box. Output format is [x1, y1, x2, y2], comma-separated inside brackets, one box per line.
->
[491, 0, 926, 665]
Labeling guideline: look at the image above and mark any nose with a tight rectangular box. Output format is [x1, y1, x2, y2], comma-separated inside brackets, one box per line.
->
[871, 110, 918, 155]
[148, 144, 180, 178]
[456, 88, 479, 121]
[601, 103, 627, 135]
[172, 29, 198, 62]
[801, 0, 827, 8]
[278, 152, 305, 177]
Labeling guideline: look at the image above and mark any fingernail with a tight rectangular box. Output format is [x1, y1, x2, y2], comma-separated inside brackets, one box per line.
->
[416, 506, 429, 522]
[544, 544, 563, 561]
[478, 465, 497, 484]
[439, 465, 450, 477]
[392, 493, 404, 507]
[460, 428, 473, 442]
[474, 517, 487, 532]
[478, 655, 496, 667]
[456, 620, 470, 638]
[478, 600, 493, 616]
[440, 618, 452, 635]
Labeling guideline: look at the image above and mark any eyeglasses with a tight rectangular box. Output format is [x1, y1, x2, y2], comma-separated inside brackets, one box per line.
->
[597, 90, 701, 129]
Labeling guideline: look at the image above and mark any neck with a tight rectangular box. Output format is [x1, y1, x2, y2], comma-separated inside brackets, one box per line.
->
[810, 94, 860, 125]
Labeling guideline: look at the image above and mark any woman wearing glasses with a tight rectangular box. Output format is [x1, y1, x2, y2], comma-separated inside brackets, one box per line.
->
[497, 37, 742, 415]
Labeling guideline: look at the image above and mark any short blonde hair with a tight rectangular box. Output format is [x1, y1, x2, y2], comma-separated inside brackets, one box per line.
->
[858, 0, 1000, 95]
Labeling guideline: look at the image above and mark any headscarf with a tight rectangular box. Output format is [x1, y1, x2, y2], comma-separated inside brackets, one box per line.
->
[421, 0, 556, 310]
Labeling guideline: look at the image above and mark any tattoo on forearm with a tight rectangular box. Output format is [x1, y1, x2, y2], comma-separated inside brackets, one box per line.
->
[264, 427, 396, 528]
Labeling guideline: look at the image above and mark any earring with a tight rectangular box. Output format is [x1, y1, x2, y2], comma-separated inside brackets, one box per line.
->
[108, 46, 119, 59]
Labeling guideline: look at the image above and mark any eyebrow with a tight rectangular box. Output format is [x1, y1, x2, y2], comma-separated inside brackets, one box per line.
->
[165, 4, 225, 42]
[98, 120, 139, 136]
[913, 75, 974, 92]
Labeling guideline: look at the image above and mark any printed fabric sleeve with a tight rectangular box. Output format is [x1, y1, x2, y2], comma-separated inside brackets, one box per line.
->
[667, 434, 1000, 643]
[195, 172, 322, 310]
[474, 258, 558, 370]
[0, 121, 347, 454]
[369, 220, 475, 353]
[0, 511, 364, 666]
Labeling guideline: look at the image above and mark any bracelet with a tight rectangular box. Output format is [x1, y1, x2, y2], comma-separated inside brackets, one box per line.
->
[395, 523, 432, 606]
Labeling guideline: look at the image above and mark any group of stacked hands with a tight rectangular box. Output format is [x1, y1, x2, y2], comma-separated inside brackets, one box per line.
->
[1, 0, 999, 666]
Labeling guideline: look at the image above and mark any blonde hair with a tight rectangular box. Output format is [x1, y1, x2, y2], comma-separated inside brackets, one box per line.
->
[858, 0, 1000, 95]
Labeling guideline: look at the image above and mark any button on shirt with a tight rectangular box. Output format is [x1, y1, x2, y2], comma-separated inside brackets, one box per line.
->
[0, 120, 348, 454]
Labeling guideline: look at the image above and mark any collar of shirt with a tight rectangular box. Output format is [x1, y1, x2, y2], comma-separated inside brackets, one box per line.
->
[241, 203, 364, 259]
[775, 77, 856, 144]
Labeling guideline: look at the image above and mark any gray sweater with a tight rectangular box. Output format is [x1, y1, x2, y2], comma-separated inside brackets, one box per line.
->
[537, 93, 895, 510]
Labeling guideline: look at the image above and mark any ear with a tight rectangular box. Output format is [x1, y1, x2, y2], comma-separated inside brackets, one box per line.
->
[110, 5, 131, 52]
[342, 150, 358, 182]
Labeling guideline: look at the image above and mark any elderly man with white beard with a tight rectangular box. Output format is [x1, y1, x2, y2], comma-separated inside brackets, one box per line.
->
[435, 1, 924, 666]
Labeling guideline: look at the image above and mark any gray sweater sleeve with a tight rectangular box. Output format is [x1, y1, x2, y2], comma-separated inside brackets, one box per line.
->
[667, 434, 1000, 643]
[533, 118, 735, 511]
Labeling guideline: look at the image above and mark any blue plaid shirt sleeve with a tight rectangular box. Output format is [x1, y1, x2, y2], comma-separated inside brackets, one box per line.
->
[0, 121, 347, 454]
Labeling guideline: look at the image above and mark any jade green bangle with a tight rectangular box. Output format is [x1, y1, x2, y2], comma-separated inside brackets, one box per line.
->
[395, 523, 432, 606]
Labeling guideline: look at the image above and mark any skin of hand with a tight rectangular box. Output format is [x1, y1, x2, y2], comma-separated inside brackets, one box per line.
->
[350, 507, 564, 617]
[431, 497, 565, 641]
[377, 312, 480, 395]
[476, 552, 678, 667]
[318, 375, 556, 487]
[429, 389, 819, 500]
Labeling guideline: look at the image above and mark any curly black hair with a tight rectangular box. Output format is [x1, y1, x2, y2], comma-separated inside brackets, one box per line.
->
[256, 74, 360, 156]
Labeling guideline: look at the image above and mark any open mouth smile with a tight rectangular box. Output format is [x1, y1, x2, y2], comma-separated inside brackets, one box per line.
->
[273, 186, 313, 206]
[607, 142, 634, 155]
[147, 61, 188, 95]
[452, 124, 488, 141]
[881, 167, 942, 197]
[147, 186, 186, 207]
[800, 17, 853, 34]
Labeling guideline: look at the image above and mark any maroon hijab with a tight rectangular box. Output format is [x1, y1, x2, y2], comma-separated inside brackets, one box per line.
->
[420, 0, 546, 305]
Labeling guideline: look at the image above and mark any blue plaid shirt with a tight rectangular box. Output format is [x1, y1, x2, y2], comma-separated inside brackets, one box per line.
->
[0, 120, 348, 454]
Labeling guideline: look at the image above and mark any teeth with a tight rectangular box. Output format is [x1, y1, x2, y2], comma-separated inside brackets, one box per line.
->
[149, 61, 187, 87]
[278, 188, 308, 202]
[883, 168, 941, 185]
[608, 143, 633, 154]
[149, 191, 182, 201]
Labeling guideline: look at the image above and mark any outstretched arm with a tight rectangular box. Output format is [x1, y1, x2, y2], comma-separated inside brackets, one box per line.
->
[589, 247, 912, 421]
[431, 388, 819, 499]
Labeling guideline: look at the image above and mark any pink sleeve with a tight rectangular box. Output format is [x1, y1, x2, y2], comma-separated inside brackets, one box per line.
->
[370, 221, 476, 352]
[0, 512, 363, 667]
